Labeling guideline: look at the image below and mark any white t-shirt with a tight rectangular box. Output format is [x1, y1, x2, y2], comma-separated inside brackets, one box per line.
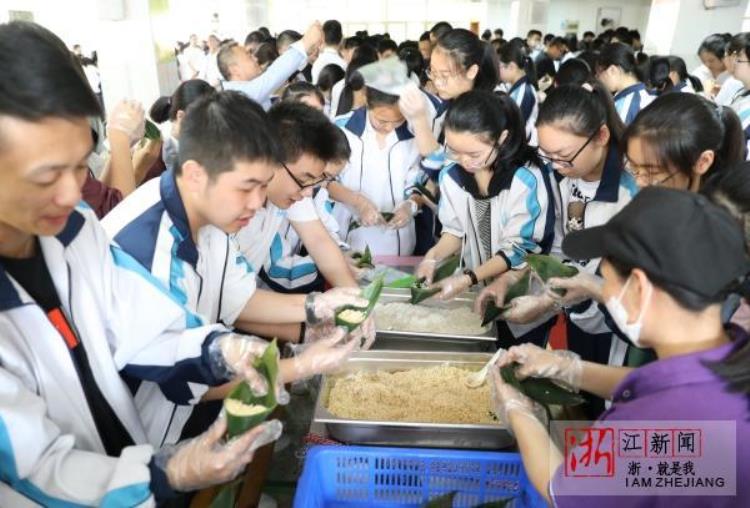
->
[566, 178, 599, 234]
[311, 47, 346, 85]
[233, 197, 318, 272]
[182, 46, 206, 81]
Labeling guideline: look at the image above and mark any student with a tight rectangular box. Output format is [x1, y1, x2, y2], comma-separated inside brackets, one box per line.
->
[526, 29, 543, 60]
[253, 41, 278, 73]
[0, 21, 286, 505]
[151, 79, 215, 171]
[597, 42, 654, 124]
[477, 82, 637, 417]
[341, 35, 363, 64]
[693, 33, 733, 96]
[418, 31, 432, 62]
[330, 86, 423, 256]
[377, 38, 398, 60]
[498, 39, 539, 144]
[311, 19, 346, 84]
[429, 21, 453, 47]
[331, 44, 379, 117]
[534, 36, 566, 81]
[415, 91, 556, 347]
[103, 92, 366, 446]
[492, 188, 750, 506]
[554, 58, 593, 88]
[220, 22, 322, 110]
[234, 102, 360, 298]
[728, 32, 750, 158]
[716, 35, 746, 106]
[317, 63, 346, 114]
[623, 92, 744, 191]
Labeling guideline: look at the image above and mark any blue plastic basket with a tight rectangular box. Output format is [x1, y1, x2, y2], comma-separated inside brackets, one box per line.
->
[293, 445, 546, 508]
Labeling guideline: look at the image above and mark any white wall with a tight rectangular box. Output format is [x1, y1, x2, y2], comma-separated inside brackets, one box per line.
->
[545, 0, 651, 37]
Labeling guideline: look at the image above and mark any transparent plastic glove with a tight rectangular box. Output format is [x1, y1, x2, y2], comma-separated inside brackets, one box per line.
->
[489, 368, 548, 432]
[502, 294, 558, 324]
[301, 21, 324, 56]
[107, 99, 145, 146]
[157, 415, 282, 492]
[497, 343, 583, 392]
[289, 327, 358, 379]
[344, 254, 369, 281]
[398, 82, 428, 121]
[538, 75, 554, 92]
[306, 287, 368, 325]
[474, 269, 528, 315]
[351, 193, 384, 227]
[303, 322, 337, 344]
[415, 257, 438, 284]
[349, 314, 376, 350]
[547, 272, 604, 307]
[438, 274, 472, 301]
[388, 200, 417, 229]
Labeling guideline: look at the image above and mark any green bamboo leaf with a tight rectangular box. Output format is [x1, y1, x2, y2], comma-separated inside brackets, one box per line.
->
[335, 275, 385, 331]
[481, 271, 530, 326]
[500, 363, 584, 407]
[144, 119, 161, 140]
[209, 480, 243, 508]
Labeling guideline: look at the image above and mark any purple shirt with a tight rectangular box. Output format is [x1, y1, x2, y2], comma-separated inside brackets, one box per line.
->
[551, 327, 750, 507]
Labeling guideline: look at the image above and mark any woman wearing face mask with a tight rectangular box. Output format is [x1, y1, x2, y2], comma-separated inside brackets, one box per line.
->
[414, 90, 557, 347]
[490, 188, 750, 507]
[476, 81, 637, 416]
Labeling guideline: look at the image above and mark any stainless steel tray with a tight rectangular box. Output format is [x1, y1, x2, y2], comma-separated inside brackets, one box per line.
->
[371, 288, 497, 351]
[313, 350, 514, 450]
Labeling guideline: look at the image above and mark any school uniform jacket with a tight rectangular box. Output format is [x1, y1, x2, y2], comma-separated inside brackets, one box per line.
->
[333, 107, 424, 256]
[102, 170, 256, 446]
[0, 203, 228, 507]
[613, 82, 655, 125]
[508, 75, 539, 145]
[730, 90, 750, 160]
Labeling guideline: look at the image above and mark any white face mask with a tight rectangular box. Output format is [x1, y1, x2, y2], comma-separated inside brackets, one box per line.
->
[605, 275, 653, 348]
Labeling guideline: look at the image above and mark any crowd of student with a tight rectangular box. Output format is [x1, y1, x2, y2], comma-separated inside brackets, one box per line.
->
[0, 15, 748, 507]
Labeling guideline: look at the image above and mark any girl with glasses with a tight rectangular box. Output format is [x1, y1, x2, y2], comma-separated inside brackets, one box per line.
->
[477, 81, 636, 418]
[414, 90, 557, 348]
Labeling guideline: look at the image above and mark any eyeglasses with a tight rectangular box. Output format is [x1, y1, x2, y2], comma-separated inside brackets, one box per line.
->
[426, 67, 463, 83]
[282, 163, 334, 190]
[445, 144, 498, 170]
[624, 161, 679, 186]
[537, 128, 600, 169]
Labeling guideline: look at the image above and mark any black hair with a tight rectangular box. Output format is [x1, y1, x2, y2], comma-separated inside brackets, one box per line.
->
[564, 34, 578, 53]
[543, 33, 555, 45]
[665, 55, 703, 92]
[599, 42, 644, 82]
[583, 31, 595, 39]
[494, 28, 504, 38]
[444, 90, 542, 176]
[323, 19, 343, 46]
[268, 101, 341, 164]
[365, 87, 400, 107]
[537, 81, 625, 146]
[398, 45, 425, 82]
[420, 31, 431, 42]
[341, 36, 361, 51]
[613, 27, 633, 46]
[377, 38, 398, 55]
[276, 30, 302, 52]
[623, 93, 744, 187]
[254, 42, 278, 68]
[550, 36, 567, 49]
[0, 21, 101, 127]
[648, 56, 674, 95]
[281, 81, 325, 108]
[499, 38, 537, 88]
[178, 91, 279, 177]
[481, 29, 492, 41]
[430, 22, 453, 40]
[555, 58, 593, 87]
[728, 32, 750, 62]
[698, 33, 732, 59]
[576, 50, 599, 73]
[150, 79, 215, 124]
[435, 28, 499, 92]
[330, 123, 352, 162]
[257, 27, 271, 39]
[244, 30, 267, 47]
[317, 63, 346, 93]
[527, 29, 542, 39]
[336, 44, 378, 116]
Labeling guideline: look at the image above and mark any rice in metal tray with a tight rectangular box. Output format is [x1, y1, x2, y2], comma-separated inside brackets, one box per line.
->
[374, 302, 487, 335]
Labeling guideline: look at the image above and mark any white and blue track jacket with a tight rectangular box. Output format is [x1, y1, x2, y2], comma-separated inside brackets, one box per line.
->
[613, 82, 655, 125]
[0, 204, 228, 507]
[508, 75, 539, 145]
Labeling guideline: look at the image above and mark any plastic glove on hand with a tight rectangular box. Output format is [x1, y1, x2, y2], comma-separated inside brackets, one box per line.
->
[497, 343, 583, 391]
[107, 99, 146, 146]
[307, 287, 368, 324]
[352, 194, 385, 227]
[473, 269, 527, 315]
[547, 272, 604, 307]
[501, 294, 557, 324]
[160, 415, 282, 492]
[290, 327, 358, 379]
[387, 200, 416, 229]
[210, 333, 272, 397]
[414, 258, 438, 285]
[438, 273, 472, 301]
[489, 368, 548, 433]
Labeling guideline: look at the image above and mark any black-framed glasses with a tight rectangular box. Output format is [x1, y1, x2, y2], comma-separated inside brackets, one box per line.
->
[282, 163, 334, 190]
[537, 127, 600, 168]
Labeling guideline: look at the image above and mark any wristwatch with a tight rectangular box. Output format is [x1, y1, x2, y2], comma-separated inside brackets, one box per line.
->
[463, 268, 479, 286]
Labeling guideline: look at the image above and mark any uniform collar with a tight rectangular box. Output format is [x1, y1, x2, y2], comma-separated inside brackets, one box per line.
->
[611, 326, 748, 404]
[508, 75, 530, 95]
[613, 82, 646, 102]
[159, 169, 199, 267]
[446, 162, 517, 200]
[345, 107, 414, 141]
[591, 142, 624, 203]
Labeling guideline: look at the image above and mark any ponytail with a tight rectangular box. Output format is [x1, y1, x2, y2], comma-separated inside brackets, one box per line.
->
[498, 38, 538, 88]
[336, 44, 377, 116]
[648, 56, 673, 95]
[622, 93, 744, 186]
[436, 28, 499, 92]
[445, 90, 542, 175]
[538, 80, 625, 145]
[599, 42, 645, 83]
[149, 96, 172, 124]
